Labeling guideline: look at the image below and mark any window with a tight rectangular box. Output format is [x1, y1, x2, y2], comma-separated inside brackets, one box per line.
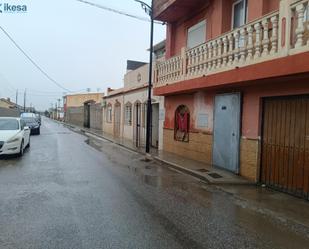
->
[305, 5, 309, 21]
[174, 105, 190, 142]
[187, 20, 206, 49]
[125, 103, 132, 126]
[0, 119, 19, 130]
[106, 104, 112, 123]
[232, 0, 247, 29]
[20, 120, 25, 130]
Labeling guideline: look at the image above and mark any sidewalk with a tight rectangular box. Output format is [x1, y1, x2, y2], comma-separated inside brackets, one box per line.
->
[154, 151, 251, 185]
[63, 122, 250, 185]
[60, 120, 309, 234]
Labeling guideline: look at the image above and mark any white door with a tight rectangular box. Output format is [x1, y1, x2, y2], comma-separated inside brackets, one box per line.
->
[213, 93, 241, 173]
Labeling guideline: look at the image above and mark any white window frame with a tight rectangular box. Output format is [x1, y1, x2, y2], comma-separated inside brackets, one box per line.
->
[125, 103, 132, 126]
[231, 0, 248, 29]
[106, 104, 112, 123]
[187, 20, 206, 49]
[305, 4, 309, 22]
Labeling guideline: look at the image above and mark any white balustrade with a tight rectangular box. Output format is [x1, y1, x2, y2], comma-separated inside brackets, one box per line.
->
[291, 0, 309, 49]
[153, 1, 309, 86]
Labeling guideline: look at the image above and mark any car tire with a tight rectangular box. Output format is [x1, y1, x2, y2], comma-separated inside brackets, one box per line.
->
[26, 138, 30, 148]
[18, 140, 24, 157]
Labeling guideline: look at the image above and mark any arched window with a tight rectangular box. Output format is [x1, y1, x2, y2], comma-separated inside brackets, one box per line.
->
[125, 102, 132, 126]
[174, 105, 190, 142]
[106, 103, 112, 123]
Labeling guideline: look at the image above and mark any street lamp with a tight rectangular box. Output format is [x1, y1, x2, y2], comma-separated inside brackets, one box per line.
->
[135, 0, 154, 154]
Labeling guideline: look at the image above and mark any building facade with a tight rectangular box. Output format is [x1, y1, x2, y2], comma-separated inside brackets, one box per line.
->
[153, 0, 309, 199]
[0, 98, 21, 117]
[64, 92, 104, 128]
[103, 57, 165, 149]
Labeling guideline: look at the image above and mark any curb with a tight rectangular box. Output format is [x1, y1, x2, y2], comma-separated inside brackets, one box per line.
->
[152, 156, 211, 183]
[57, 119, 252, 186]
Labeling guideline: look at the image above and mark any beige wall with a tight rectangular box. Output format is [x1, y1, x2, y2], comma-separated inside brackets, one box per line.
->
[124, 64, 149, 89]
[103, 88, 164, 149]
[163, 129, 213, 164]
[66, 93, 103, 108]
[163, 129, 259, 181]
[0, 100, 14, 108]
[102, 95, 124, 137]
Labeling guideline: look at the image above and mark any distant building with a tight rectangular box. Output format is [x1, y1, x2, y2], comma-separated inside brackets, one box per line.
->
[0, 98, 19, 109]
[0, 98, 22, 117]
[64, 92, 104, 111]
[63, 92, 104, 128]
[102, 41, 166, 149]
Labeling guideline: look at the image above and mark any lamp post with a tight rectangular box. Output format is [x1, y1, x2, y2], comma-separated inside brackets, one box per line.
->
[135, 0, 154, 154]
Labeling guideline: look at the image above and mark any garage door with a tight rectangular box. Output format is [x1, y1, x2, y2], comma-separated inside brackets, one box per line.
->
[261, 95, 309, 199]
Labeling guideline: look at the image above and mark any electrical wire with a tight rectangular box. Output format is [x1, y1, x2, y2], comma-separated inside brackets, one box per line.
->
[75, 0, 163, 24]
[0, 25, 72, 93]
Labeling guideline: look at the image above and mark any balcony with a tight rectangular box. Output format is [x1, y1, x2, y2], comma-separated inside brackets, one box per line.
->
[154, 0, 309, 88]
[153, 0, 208, 22]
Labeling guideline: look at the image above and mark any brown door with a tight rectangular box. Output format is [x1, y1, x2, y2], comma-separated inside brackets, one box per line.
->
[114, 103, 121, 138]
[261, 95, 309, 199]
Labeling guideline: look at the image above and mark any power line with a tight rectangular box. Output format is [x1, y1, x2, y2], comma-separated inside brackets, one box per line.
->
[75, 0, 163, 24]
[0, 25, 72, 93]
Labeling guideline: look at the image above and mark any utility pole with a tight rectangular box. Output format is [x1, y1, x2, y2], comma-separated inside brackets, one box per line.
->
[15, 89, 18, 106]
[57, 98, 61, 120]
[135, 0, 154, 154]
[55, 102, 58, 120]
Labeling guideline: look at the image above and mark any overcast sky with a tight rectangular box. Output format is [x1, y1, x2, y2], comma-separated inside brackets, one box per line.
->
[0, 0, 166, 110]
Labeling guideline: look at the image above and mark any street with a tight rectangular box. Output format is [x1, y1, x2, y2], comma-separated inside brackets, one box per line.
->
[0, 118, 308, 249]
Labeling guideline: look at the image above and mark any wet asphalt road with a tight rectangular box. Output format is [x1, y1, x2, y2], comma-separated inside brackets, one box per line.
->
[0, 118, 308, 249]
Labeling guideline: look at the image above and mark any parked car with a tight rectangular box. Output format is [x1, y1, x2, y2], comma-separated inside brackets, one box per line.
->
[35, 113, 41, 125]
[21, 117, 40, 135]
[0, 117, 30, 157]
[21, 112, 36, 119]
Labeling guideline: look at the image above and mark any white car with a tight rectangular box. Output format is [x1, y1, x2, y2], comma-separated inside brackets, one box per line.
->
[0, 117, 30, 157]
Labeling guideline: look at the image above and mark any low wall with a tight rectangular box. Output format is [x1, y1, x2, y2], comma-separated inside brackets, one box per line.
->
[65, 107, 84, 127]
[163, 128, 213, 164]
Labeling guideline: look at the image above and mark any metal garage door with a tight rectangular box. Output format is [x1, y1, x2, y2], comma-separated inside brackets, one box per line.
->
[261, 95, 309, 199]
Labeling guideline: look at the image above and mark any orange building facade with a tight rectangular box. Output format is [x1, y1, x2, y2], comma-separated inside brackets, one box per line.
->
[153, 0, 309, 199]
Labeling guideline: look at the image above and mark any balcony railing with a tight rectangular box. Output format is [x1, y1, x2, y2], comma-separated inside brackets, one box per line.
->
[154, 0, 309, 87]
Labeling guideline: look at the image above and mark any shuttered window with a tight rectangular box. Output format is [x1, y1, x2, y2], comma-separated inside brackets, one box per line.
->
[187, 20, 206, 49]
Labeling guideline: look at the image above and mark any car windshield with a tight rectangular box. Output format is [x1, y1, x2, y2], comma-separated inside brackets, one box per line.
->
[21, 113, 35, 118]
[0, 119, 19, 130]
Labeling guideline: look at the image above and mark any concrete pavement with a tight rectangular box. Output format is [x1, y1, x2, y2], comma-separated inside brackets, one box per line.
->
[0, 117, 309, 249]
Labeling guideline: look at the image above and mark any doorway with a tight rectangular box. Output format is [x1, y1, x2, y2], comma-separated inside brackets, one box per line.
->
[134, 102, 141, 147]
[213, 93, 241, 173]
[151, 103, 159, 148]
[114, 102, 121, 137]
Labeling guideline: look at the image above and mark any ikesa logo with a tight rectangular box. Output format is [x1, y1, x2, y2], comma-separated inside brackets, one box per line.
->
[0, 3, 28, 13]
